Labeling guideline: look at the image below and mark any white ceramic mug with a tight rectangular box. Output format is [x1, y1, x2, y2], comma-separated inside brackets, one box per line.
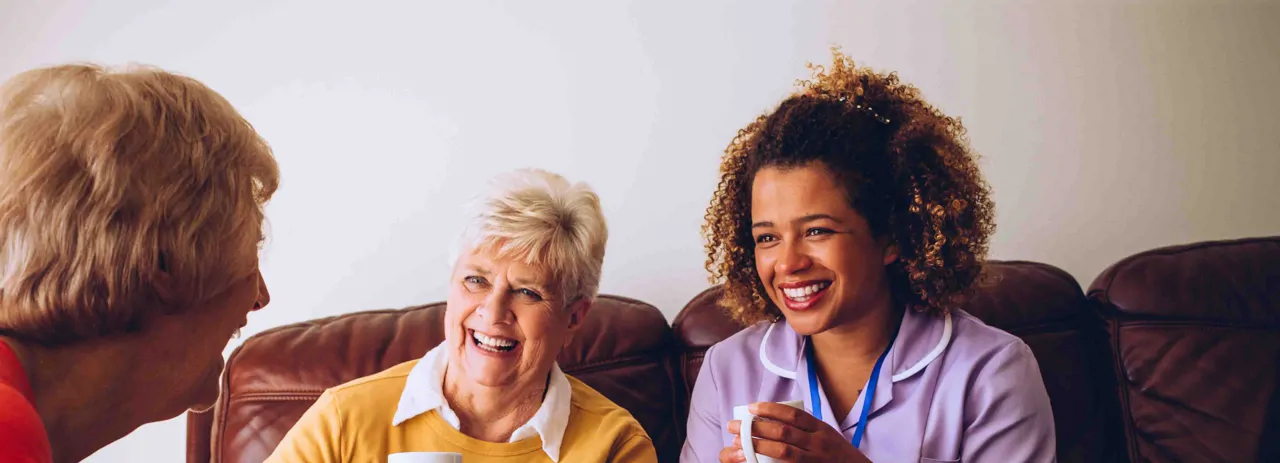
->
[387, 452, 463, 463]
[733, 400, 806, 463]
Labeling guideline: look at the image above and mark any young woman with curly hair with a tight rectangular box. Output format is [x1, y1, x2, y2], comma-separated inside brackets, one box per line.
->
[681, 50, 1055, 463]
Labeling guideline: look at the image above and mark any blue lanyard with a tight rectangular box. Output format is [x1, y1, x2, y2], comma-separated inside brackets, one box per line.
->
[805, 330, 897, 449]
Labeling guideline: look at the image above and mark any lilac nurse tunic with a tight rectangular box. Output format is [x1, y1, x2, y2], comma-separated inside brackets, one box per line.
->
[680, 307, 1056, 462]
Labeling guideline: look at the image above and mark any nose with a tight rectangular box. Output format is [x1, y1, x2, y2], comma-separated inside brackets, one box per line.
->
[476, 290, 514, 324]
[253, 271, 271, 311]
[775, 239, 812, 277]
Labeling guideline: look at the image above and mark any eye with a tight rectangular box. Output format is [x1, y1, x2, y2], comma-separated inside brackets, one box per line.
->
[463, 276, 488, 290]
[515, 288, 544, 302]
[805, 228, 834, 237]
[754, 233, 778, 245]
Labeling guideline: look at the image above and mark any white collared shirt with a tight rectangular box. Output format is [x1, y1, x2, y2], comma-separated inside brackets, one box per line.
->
[392, 343, 573, 462]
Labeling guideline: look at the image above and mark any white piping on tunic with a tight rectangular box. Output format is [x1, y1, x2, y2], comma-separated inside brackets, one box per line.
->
[757, 312, 953, 382]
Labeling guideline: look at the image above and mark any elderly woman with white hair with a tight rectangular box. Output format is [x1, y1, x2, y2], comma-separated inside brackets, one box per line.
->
[267, 169, 657, 462]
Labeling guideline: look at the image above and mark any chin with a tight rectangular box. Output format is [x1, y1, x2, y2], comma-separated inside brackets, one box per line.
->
[189, 386, 220, 412]
[782, 314, 826, 336]
[464, 360, 519, 387]
[778, 305, 837, 337]
[188, 399, 216, 414]
[184, 361, 224, 413]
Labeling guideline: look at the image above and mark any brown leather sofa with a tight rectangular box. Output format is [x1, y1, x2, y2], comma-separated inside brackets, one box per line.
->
[188, 236, 1279, 463]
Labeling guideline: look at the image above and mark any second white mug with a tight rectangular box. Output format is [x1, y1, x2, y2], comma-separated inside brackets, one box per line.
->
[387, 452, 463, 463]
[733, 399, 806, 463]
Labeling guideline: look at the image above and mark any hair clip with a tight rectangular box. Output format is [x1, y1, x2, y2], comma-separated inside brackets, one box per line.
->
[837, 95, 891, 125]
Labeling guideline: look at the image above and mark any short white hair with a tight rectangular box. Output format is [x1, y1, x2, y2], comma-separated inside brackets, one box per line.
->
[454, 168, 608, 303]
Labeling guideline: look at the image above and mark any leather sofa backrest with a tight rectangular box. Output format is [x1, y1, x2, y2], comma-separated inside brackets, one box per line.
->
[1089, 237, 1280, 462]
[189, 295, 683, 462]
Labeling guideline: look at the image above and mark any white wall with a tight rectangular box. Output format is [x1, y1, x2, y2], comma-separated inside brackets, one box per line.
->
[1, 0, 1277, 461]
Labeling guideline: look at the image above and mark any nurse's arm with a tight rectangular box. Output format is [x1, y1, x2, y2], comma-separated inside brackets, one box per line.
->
[681, 344, 729, 463]
[962, 340, 1058, 463]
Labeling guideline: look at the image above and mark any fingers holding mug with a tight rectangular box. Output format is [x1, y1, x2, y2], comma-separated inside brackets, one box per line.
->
[733, 401, 803, 463]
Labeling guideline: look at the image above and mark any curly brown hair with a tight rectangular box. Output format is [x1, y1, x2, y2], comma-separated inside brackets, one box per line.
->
[703, 49, 996, 326]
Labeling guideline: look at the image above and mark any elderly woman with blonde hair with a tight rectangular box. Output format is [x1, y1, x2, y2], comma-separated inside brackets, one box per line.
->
[0, 65, 278, 462]
[268, 169, 657, 462]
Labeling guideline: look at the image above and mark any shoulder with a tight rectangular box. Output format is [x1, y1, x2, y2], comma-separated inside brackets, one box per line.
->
[564, 375, 657, 459]
[947, 309, 1037, 369]
[565, 375, 648, 438]
[943, 310, 1049, 407]
[323, 359, 417, 409]
[0, 384, 51, 462]
[710, 321, 771, 352]
[330, 359, 415, 393]
[700, 321, 774, 375]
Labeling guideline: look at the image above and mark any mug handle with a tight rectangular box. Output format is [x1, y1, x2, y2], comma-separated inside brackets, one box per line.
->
[741, 416, 760, 463]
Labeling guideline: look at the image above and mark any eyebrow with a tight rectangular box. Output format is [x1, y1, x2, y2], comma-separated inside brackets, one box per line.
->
[511, 276, 550, 292]
[751, 214, 845, 229]
[463, 265, 492, 276]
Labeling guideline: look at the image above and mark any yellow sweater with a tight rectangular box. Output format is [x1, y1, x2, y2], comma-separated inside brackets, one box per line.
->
[264, 360, 657, 463]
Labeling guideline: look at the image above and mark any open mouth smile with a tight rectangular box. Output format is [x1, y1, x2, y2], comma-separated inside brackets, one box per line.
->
[469, 329, 519, 353]
[779, 281, 831, 310]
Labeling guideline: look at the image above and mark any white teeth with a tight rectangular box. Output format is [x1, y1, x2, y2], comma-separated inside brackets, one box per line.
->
[782, 282, 829, 300]
[472, 331, 516, 349]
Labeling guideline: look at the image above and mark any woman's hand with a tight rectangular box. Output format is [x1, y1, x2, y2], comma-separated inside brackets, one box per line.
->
[718, 402, 872, 463]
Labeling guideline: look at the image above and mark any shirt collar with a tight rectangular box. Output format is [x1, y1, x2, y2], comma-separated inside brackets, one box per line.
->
[393, 343, 573, 462]
[770, 308, 951, 431]
[765, 307, 947, 383]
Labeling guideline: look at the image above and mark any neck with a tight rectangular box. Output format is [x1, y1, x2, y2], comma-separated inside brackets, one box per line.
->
[443, 365, 546, 443]
[810, 293, 902, 368]
[2, 337, 158, 463]
[807, 292, 903, 421]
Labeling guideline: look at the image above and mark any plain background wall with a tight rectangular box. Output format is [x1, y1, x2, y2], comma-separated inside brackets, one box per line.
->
[1, 0, 1278, 460]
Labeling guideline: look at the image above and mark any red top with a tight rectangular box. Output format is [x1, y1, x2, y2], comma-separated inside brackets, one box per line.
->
[0, 341, 52, 463]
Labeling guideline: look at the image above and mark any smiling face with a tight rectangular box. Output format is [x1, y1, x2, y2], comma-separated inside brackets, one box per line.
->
[444, 246, 590, 390]
[750, 162, 898, 336]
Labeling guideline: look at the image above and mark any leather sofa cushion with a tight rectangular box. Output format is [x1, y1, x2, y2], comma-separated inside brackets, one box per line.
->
[1089, 237, 1280, 462]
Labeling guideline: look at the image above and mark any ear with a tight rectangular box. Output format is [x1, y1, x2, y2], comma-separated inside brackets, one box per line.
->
[562, 298, 593, 349]
[152, 260, 179, 306]
[881, 239, 900, 266]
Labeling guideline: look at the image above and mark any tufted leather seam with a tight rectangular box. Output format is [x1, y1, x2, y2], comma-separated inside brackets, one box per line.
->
[1090, 237, 1280, 307]
[229, 394, 323, 404]
[1100, 298, 1141, 463]
[228, 387, 326, 396]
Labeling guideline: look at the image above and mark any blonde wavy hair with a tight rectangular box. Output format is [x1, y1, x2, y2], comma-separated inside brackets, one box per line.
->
[455, 169, 608, 305]
[0, 64, 280, 345]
